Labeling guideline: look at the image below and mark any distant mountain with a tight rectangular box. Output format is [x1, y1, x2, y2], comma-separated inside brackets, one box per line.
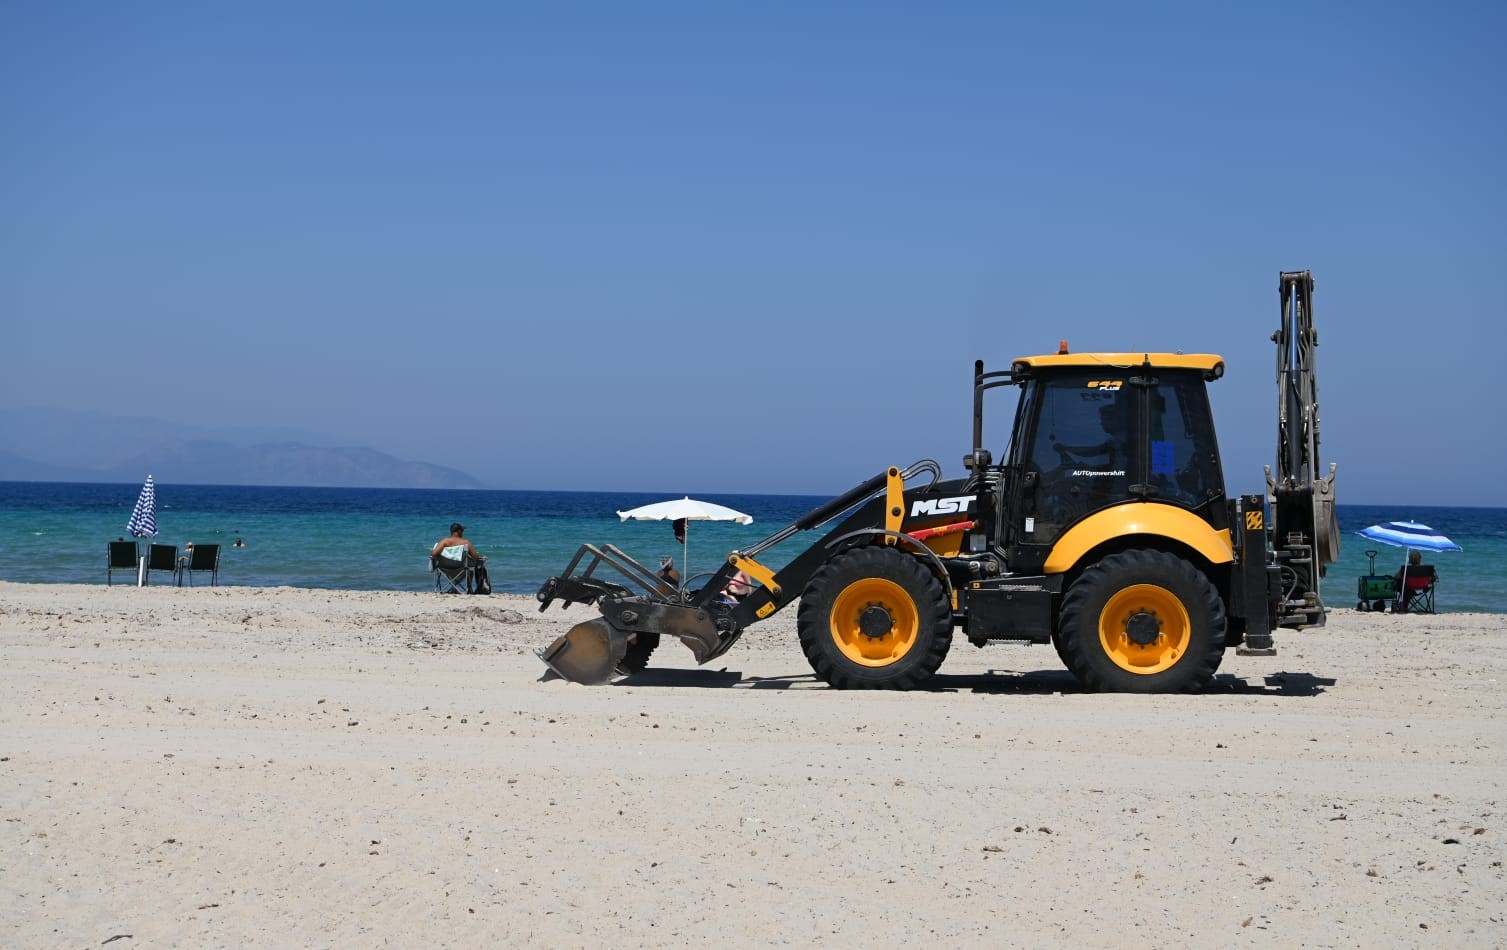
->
[0, 409, 332, 471]
[0, 451, 96, 483]
[0, 440, 485, 489]
[0, 409, 485, 489]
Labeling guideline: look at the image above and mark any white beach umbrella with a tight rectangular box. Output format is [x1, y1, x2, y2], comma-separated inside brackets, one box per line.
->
[616, 496, 753, 584]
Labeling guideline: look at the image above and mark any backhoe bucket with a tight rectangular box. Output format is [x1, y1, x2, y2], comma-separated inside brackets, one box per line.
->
[538, 617, 629, 685]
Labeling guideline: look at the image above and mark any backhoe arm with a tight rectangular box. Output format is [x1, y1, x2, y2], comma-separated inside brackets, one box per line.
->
[1266, 270, 1339, 627]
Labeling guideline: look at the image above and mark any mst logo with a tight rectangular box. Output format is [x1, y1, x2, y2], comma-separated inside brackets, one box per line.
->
[910, 496, 976, 517]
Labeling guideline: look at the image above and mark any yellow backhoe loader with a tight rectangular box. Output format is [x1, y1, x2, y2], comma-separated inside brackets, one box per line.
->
[536, 271, 1339, 692]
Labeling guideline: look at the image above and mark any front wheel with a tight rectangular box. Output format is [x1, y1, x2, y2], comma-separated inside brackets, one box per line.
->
[1057, 549, 1225, 693]
[796, 546, 952, 690]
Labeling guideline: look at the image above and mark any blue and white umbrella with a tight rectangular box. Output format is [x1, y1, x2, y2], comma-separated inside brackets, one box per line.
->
[126, 474, 158, 540]
[1354, 520, 1461, 553]
[1355, 520, 1459, 595]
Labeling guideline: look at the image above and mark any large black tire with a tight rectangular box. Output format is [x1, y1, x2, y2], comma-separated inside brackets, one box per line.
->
[1057, 549, 1225, 693]
[617, 631, 660, 675]
[796, 546, 952, 690]
[1050, 629, 1072, 670]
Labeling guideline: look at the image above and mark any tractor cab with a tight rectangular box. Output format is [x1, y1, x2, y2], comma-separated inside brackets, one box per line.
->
[973, 353, 1230, 576]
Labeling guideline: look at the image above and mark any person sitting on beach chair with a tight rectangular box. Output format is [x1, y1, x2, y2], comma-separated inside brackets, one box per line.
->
[431, 522, 488, 594]
[1393, 551, 1438, 614]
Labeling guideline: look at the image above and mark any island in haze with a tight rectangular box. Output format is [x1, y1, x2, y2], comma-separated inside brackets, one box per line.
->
[0, 409, 484, 489]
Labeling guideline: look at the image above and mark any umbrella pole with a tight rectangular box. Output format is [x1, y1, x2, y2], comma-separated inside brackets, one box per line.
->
[1396, 546, 1411, 610]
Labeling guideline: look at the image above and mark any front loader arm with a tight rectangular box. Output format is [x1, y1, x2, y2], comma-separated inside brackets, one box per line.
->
[533, 462, 947, 684]
[534, 542, 675, 611]
[709, 463, 940, 627]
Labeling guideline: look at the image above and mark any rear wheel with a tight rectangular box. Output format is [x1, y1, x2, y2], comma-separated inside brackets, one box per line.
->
[1057, 549, 1225, 693]
[796, 546, 951, 689]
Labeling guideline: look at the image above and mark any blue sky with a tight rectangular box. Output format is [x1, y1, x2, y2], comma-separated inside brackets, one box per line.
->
[3, 2, 1503, 504]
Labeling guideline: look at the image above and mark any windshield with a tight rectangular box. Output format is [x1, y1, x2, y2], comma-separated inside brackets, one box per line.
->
[1003, 380, 1034, 469]
[1018, 373, 1134, 537]
[1029, 376, 1133, 480]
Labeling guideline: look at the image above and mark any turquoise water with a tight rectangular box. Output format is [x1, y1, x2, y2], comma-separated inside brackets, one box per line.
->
[0, 482, 825, 596]
[1, 482, 1502, 614]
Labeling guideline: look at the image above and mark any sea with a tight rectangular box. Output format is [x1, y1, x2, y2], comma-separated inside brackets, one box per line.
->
[1, 481, 1503, 615]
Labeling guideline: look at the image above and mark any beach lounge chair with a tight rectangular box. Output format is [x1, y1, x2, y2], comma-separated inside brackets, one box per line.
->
[108, 540, 140, 585]
[431, 546, 475, 594]
[1394, 565, 1437, 614]
[146, 544, 180, 586]
[180, 543, 221, 587]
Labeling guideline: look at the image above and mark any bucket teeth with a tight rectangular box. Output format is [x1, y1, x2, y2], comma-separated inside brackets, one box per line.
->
[537, 617, 628, 685]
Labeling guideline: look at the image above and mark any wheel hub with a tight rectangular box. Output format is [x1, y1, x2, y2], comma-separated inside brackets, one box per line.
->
[858, 604, 894, 640]
[1124, 611, 1161, 646]
[827, 574, 924, 667]
[1094, 581, 1194, 677]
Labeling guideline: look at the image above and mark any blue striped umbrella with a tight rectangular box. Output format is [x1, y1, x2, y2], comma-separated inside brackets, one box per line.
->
[1354, 520, 1461, 553]
[126, 474, 158, 540]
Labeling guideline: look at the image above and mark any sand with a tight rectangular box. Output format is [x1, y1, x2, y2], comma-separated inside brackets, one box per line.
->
[1, 580, 1503, 947]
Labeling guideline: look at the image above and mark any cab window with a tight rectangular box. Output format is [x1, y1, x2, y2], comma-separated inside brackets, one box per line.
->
[1149, 375, 1223, 507]
[1029, 377, 1133, 481]
[1023, 374, 1134, 534]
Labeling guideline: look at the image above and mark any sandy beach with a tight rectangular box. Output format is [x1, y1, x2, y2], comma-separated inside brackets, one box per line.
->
[1, 581, 1503, 947]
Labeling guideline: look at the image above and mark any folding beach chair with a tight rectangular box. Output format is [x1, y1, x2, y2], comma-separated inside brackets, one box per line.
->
[180, 543, 221, 587]
[431, 548, 475, 594]
[146, 544, 180, 585]
[1394, 565, 1437, 614]
[108, 540, 140, 585]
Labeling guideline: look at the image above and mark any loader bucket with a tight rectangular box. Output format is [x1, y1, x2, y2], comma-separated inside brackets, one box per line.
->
[538, 617, 629, 685]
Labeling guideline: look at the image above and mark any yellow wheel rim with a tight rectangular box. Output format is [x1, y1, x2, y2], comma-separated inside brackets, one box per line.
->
[1098, 583, 1190, 675]
[829, 577, 919, 667]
